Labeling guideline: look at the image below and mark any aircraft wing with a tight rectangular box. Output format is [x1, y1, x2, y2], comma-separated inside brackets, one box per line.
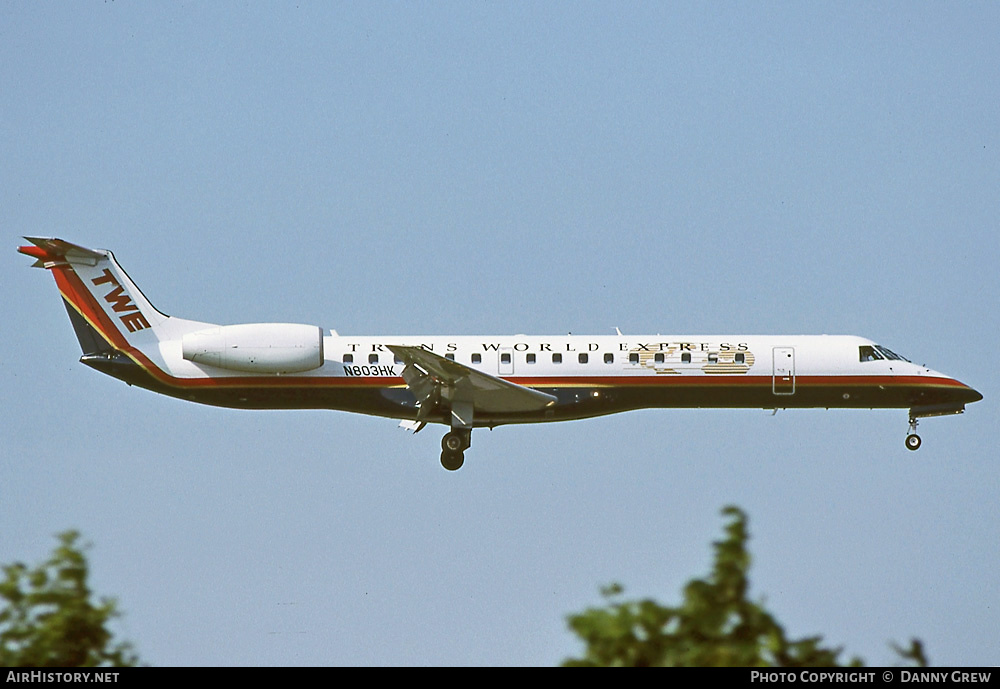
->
[387, 345, 557, 422]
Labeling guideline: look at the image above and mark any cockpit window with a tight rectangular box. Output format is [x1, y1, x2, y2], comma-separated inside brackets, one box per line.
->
[874, 345, 910, 362]
[860, 344, 912, 363]
[859, 345, 884, 362]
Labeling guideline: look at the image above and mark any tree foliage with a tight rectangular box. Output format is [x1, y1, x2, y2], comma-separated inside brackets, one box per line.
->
[1, 531, 138, 667]
[563, 506, 927, 667]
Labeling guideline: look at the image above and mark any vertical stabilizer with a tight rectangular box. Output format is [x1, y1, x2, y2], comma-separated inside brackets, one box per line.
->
[18, 237, 169, 354]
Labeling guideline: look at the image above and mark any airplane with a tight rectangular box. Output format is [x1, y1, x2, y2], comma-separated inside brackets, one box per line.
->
[18, 237, 982, 471]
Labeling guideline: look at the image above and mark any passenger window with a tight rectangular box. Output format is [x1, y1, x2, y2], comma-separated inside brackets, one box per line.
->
[501, 353, 511, 364]
[654, 353, 664, 363]
[394, 355, 404, 365]
[604, 353, 613, 364]
[343, 354, 354, 364]
[526, 353, 536, 364]
[735, 353, 745, 364]
[578, 353, 588, 364]
[553, 353, 563, 364]
[445, 353, 455, 361]
[629, 353, 639, 364]
[472, 353, 482, 364]
[708, 353, 718, 363]
[681, 353, 691, 364]
[369, 353, 379, 364]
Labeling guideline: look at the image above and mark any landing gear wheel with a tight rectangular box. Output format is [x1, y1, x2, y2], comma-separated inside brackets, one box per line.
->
[905, 433, 922, 451]
[441, 449, 465, 471]
[440, 429, 470, 470]
[442, 430, 469, 452]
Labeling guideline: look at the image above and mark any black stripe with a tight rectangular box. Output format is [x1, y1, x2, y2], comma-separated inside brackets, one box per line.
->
[62, 297, 114, 356]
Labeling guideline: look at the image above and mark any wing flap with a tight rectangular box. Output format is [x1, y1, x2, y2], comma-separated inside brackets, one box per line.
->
[387, 345, 556, 414]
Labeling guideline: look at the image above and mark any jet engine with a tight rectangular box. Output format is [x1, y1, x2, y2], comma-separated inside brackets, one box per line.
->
[181, 323, 324, 373]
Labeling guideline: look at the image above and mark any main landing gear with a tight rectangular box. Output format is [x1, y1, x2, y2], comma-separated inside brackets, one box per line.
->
[440, 429, 471, 471]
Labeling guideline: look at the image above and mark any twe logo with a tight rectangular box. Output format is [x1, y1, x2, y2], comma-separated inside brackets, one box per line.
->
[91, 268, 151, 333]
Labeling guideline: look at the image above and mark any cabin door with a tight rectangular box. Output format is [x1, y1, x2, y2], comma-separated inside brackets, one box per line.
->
[772, 347, 795, 395]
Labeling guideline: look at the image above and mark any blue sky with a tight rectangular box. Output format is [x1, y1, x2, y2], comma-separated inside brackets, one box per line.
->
[2, 2, 997, 666]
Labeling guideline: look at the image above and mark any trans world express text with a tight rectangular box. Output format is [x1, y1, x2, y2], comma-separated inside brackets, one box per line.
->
[343, 342, 751, 353]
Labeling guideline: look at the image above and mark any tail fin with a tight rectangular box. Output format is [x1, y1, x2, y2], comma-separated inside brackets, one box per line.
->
[18, 237, 169, 355]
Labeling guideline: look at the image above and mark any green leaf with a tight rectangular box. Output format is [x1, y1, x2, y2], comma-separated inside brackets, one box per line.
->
[562, 506, 921, 668]
[0, 531, 140, 667]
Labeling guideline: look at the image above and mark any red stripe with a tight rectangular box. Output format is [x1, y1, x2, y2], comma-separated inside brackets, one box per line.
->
[501, 375, 969, 389]
[135, 375, 969, 392]
[18, 245, 50, 260]
[54, 269, 125, 347]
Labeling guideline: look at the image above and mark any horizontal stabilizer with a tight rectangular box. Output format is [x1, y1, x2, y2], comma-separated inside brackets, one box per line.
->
[19, 237, 105, 268]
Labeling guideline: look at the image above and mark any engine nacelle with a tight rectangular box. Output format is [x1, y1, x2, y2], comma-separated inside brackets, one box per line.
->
[181, 323, 324, 374]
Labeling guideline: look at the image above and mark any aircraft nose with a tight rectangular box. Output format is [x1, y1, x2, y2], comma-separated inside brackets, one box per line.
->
[946, 378, 983, 405]
[962, 385, 984, 404]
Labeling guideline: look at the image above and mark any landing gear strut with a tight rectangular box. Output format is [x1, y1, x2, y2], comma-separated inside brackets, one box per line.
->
[440, 429, 471, 471]
[905, 416, 921, 451]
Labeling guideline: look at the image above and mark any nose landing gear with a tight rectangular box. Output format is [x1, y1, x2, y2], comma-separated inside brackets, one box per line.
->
[904, 403, 969, 452]
[905, 415, 921, 451]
